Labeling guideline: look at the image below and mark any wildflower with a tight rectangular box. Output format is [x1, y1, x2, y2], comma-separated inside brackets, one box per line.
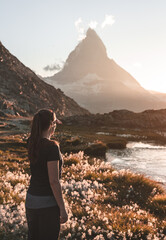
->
[88, 229, 92, 235]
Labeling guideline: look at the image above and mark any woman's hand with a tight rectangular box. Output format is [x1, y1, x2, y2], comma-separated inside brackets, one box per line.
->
[60, 207, 68, 224]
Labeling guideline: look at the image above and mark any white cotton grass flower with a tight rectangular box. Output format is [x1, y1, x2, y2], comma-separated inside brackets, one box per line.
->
[1, 150, 165, 239]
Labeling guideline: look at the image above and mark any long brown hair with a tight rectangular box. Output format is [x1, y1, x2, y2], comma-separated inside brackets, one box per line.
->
[28, 108, 56, 164]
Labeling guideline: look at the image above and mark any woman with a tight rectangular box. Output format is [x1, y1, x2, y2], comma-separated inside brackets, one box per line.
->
[25, 108, 68, 240]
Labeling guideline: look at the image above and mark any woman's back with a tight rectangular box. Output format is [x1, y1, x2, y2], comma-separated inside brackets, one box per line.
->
[27, 137, 63, 196]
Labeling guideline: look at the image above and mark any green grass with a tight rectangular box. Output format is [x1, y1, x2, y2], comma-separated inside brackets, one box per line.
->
[84, 141, 107, 157]
[58, 124, 166, 146]
[84, 169, 165, 215]
[148, 194, 166, 218]
[63, 156, 80, 167]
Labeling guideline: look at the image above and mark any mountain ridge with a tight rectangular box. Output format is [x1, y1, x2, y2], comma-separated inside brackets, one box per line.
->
[0, 41, 90, 117]
[45, 28, 166, 113]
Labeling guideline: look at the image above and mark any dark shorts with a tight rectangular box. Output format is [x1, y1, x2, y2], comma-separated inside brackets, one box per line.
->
[26, 205, 60, 240]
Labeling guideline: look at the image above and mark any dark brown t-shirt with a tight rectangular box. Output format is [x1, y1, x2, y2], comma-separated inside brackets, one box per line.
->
[27, 137, 63, 196]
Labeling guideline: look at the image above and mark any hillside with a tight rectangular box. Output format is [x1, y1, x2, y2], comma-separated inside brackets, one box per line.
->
[0, 42, 90, 117]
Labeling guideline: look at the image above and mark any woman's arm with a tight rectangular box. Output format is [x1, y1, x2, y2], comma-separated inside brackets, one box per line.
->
[47, 161, 68, 224]
[47, 161, 65, 209]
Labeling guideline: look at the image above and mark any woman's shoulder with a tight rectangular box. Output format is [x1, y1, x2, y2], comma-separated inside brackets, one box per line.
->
[44, 138, 60, 148]
[26, 136, 59, 148]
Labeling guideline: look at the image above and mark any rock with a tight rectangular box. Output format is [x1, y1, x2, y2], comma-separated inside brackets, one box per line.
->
[62, 109, 166, 130]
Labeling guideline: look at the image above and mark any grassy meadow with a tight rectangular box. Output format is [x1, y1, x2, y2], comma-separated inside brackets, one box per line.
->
[0, 119, 166, 239]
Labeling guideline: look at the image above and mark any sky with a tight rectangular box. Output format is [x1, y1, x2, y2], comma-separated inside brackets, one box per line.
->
[0, 0, 166, 93]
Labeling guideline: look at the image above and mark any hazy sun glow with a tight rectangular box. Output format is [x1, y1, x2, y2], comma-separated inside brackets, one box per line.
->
[0, 0, 166, 93]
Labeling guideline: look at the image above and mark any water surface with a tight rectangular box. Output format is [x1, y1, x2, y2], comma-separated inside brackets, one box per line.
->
[106, 141, 166, 191]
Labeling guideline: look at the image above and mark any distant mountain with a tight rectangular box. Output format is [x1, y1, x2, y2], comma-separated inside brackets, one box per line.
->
[44, 28, 166, 113]
[62, 108, 166, 130]
[149, 90, 166, 103]
[0, 41, 90, 117]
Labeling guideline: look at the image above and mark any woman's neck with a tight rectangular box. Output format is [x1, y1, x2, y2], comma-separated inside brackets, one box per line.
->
[41, 133, 51, 140]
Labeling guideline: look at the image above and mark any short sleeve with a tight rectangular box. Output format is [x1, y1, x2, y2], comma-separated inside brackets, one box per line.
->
[47, 143, 61, 162]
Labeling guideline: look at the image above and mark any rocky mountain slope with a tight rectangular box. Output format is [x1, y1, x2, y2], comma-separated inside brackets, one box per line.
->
[0, 42, 90, 117]
[62, 108, 166, 130]
[45, 28, 166, 113]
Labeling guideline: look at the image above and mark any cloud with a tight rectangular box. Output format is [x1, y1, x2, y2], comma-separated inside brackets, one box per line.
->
[89, 21, 98, 29]
[101, 15, 115, 28]
[74, 17, 86, 41]
[75, 15, 115, 41]
[75, 17, 82, 28]
[43, 63, 61, 71]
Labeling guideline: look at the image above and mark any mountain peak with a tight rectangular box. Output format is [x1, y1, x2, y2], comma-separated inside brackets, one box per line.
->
[85, 28, 106, 53]
[86, 28, 98, 38]
[64, 27, 108, 70]
[48, 27, 166, 113]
